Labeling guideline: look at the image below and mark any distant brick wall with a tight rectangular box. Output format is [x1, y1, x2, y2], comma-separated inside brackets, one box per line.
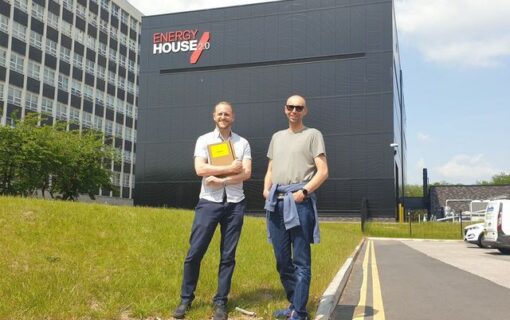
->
[429, 185, 510, 217]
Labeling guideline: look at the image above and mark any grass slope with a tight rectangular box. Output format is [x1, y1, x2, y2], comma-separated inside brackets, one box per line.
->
[0, 197, 362, 319]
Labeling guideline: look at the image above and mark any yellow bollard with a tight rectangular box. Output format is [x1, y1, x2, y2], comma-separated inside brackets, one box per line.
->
[399, 204, 404, 223]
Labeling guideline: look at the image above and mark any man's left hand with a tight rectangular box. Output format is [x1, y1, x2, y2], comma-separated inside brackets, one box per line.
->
[293, 190, 305, 203]
[205, 176, 224, 187]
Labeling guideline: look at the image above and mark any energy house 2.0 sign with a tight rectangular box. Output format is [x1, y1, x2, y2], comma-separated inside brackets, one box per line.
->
[152, 29, 211, 64]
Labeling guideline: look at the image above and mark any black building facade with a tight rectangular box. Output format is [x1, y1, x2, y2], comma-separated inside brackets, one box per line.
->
[136, 0, 406, 218]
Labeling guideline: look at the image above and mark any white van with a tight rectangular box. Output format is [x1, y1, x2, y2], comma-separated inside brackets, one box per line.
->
[483, 197, 510, 254]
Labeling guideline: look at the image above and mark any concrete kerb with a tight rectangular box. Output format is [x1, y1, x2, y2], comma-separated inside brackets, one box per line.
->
[314, 238, 366, 320]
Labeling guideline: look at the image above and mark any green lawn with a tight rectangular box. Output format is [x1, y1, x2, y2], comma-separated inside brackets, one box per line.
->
[0, 196, 362, 319]
[364, 221, 467, 239]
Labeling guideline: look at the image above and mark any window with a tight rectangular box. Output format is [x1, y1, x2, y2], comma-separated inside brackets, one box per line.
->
[43, 67, 55, 85]
[58, 74, 69, 90]
[105, 120, 113, 135]
[10, 53, 25, 74]
[106, 94, 115, 110]
[27, 61, 41, 80]
[96, 66, 106, 79]
[111, 4, 120, 17]
[110, 26, 118, 39]
[116, 101, 125, 114]
[62, 0, 74, 11]
[0, 48, 6, 67]
[115, 123, 122, 137]
[123, 150, 132, 163]
[69, 107, 80, 122]
[60, 46, 71, 63]
[73, 53, 83, 69]
[41, 98, 54, 114]
[71, 80, 82, 96]
[125, 103, 133, 118]
[108, 71, 116, 85]
[85, 60, 95, 74]
[8, 86, 22, 106]
[47, 12, 59, 29]
[31, 3, 45, 20]
[74, 29, 85, 44]
[122, 173, 130, 187]
[30, 31, 43, 49]
[130, 17, 138, 30]
[121, 10, 128, 24]
[98, 42, 107, 56]
[128, 59, 136, 72]
[89, 12, 97, 26]
[125, 127, 133, 141]
[109, 49, 117, 62]
[129, 39, 137, 52]
[0, 15, 8, 33]
[119, 34, 127, 46]
[101, 0, 110, 11]
[83, 84, 94, 100]
[25, 92, 39, 111]
[117, 77, 125, 90]
[82, 112, 92, 127]
[76, 4, 86, 18]
[93, 115, 103, 131]
[118, 54, 126, 68]
[0, 82, 4, 102]
[14, 0, 28, 11]
[12, 22, 27, 41]
[112, 171, 120, 186]
[95, 94, 104, 105]
[132, 129, 137, 142]
[46, 40, 58, 56]
[87, 35, 96, 49]
[100, 20, 108, 33]
[56, 102, 68, 120]
[62, 21, 73, 37]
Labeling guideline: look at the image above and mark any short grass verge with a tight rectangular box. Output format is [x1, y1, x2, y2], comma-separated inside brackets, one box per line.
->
[364, 221, 467, 239]
[0, 196, 362, 319]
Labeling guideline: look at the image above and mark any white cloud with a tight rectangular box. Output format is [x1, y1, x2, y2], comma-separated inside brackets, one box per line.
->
[395, 0, 510, 67]
[128, 0, 274, 15]
[434, 154, 500, 184]
[416, 158, 426, 170]
[417, 132, 430, 142]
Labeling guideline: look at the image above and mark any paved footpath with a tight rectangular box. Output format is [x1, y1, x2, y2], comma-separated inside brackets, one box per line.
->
[332, 239, 510, 320]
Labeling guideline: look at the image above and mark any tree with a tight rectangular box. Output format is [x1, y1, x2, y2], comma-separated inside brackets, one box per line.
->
[478, 172, 510, 185]
[405, 184, 423, 197]
[50, 129, 119, 200]
[0, 115, 119, 200]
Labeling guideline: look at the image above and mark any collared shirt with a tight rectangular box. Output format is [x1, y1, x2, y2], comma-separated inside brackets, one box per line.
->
[194, 128, 251, 203]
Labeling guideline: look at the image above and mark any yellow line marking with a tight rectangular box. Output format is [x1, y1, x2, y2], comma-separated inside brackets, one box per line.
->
[371, 241, 386, 320]
[352, 240, 371, 319]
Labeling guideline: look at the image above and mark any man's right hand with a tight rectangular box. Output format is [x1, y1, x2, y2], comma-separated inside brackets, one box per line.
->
[230, 160, 243, 174]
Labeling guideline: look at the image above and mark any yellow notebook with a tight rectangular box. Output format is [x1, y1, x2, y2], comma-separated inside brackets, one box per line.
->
[207, 140, 237, 166]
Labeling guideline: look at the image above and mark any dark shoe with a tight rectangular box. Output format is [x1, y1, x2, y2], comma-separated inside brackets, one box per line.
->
[213, 304, 228, 320]
[289, 310, 308, 320]
[273, 307, 293, 318]
[172, 301, 191, 319]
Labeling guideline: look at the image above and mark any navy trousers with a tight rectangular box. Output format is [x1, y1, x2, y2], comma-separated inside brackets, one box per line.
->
[180, 198, 246, 306]
[268, 198, 315, 319]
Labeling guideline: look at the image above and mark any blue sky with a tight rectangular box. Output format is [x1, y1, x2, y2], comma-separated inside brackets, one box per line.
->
[131, 0, 510, 185]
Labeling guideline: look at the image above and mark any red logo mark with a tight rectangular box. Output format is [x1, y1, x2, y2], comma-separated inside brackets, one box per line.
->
[190, 32, 210, 64]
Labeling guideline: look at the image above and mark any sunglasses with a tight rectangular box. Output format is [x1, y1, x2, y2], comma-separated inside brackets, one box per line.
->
[285, 105, 305, 112]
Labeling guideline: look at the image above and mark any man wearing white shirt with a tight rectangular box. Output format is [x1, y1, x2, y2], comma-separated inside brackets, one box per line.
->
[173, 101, 252, 320]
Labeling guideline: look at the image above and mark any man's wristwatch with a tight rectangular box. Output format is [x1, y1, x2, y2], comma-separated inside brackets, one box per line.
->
[301, 188, 308, 197]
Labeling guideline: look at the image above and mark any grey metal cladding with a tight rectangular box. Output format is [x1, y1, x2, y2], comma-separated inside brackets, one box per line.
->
[136, 0, 400, 217]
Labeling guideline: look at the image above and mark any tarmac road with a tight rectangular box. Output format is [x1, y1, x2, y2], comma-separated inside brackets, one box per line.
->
[333, 239, 510, 320]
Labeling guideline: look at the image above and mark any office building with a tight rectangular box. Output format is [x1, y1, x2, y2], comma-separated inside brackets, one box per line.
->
[137, 0, 406, 218]
[0, 0, 142, 199]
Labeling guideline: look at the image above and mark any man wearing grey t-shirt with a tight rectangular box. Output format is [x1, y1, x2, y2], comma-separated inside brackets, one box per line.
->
[263, 95, 329, 320]
[173, 101, 252, 320]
